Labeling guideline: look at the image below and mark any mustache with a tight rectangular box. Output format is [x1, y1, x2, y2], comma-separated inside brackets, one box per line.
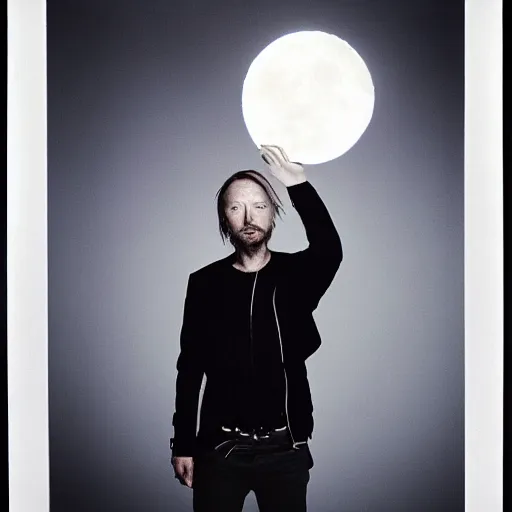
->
[240, 225, 264, 233]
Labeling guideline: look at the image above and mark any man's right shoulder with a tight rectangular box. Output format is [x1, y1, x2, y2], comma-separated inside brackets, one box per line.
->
[189, 255, 231, 280]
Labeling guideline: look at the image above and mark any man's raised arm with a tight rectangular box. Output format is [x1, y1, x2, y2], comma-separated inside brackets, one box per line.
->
[260, 145, 343, 310]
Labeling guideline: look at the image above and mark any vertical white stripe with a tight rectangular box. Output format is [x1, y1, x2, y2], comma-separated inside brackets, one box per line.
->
[249, 271, 258, 372]
[196, 374, 207, 434]
[250, 271, 259, 332]
[465, 1, 503, 511]
[272, 288, 297, 447]
[7, 0, 49, 511]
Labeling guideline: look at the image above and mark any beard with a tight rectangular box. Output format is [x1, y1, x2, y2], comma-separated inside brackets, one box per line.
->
[229, 224, 273, 251]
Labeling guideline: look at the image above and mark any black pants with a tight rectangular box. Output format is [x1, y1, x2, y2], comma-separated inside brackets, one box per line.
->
[192, 435, 313, 512]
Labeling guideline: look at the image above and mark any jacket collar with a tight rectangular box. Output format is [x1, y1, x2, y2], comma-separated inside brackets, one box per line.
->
[221, 249, 284, 269]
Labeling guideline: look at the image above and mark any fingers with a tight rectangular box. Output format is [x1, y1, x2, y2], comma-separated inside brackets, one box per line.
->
[260, 146, 280, 167]
[260, 152, 272, 166]
[274, 145, 290, 162]
[182, 460, 194, 488]
[184, 465, 193, 488]
[173, 458, 194, 488]
[261, 145, 290, 163]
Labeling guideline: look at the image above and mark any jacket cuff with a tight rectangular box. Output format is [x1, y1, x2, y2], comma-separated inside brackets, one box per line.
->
[286, 180, 315, 207]
[170, 436, 196, 458]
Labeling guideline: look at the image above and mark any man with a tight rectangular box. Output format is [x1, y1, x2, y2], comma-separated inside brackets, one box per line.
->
[170, 145, 343, 511]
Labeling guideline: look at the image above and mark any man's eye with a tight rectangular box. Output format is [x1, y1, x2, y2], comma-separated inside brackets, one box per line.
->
[256, 205, 267, 209]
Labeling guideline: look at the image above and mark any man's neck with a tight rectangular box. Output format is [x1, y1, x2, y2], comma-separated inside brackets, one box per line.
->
[232, 245, 271, 273]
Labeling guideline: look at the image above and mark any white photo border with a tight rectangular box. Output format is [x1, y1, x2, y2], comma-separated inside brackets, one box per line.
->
[7, 0, 503, 510]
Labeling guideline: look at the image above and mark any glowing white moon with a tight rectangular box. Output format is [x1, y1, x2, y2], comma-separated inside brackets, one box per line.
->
[242, 31, 375, 165]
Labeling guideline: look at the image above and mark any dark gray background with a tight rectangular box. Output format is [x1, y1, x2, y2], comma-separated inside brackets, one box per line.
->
[47, 0, 464, 510]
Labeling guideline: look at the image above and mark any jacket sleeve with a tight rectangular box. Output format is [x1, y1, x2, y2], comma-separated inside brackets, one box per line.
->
[171, 272, 205, 457]
[287, 181, 343, 311]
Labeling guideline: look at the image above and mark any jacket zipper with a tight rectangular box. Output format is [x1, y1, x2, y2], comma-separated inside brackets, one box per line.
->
[248, 272, 258, 432]
[272, 288, 307, 450]
[250, 272, 258, 381]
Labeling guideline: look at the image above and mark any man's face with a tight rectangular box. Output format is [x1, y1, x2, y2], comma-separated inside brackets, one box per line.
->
[223, 179, 274, 249]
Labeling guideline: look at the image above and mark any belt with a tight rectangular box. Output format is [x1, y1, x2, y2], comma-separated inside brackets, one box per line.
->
[212, 425, 292, 459]
[221, 425, 288, 439]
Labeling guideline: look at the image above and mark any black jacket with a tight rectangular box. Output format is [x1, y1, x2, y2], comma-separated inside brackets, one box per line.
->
[171, 181, 343, 457]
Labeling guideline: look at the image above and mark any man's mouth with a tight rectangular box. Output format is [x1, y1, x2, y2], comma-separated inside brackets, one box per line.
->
[242, 227, 259, 234]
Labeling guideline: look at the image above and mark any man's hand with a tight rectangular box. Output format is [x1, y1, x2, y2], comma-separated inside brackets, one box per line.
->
[172, 456, 194, 488]
[260, 145, 307, 187]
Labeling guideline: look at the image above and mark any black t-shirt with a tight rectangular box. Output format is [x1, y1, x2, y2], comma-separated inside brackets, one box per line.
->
[223, 255, 287, 431]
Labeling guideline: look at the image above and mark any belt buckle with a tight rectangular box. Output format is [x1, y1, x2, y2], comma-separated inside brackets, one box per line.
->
[221, 426, 252, 438]
[221, 425, 278, 441]
[257, 427, 271, 439]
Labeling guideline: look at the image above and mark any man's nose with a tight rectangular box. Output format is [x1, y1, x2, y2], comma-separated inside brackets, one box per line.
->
[244, 207, 253, 223]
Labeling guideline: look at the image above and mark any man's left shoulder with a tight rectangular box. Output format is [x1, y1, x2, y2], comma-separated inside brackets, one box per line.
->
[270, 250, 299, 270]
